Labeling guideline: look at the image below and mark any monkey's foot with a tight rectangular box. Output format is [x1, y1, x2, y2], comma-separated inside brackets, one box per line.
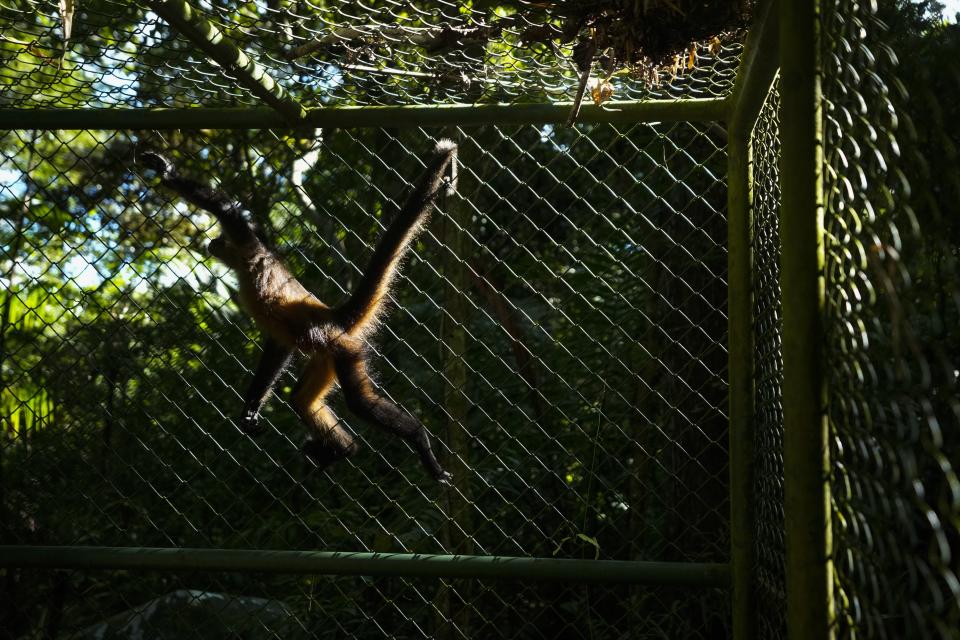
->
[302, 438, 358, 471]
[414, 432, 450, 483]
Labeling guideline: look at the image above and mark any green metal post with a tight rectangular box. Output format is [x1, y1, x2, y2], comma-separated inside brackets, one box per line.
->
[727, 125, 757, 640]
[0, 546, 730, 587]
[779, 0, 832, 637]
[727, 2, 780, 639]
[0, 98, 729, 131]
[144, 0, 306, 123]
[728, 0, 781, 140]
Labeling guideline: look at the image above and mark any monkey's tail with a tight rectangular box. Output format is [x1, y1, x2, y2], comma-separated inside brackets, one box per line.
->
[141, 152, 257, 244]
[336, 139, 458, 334]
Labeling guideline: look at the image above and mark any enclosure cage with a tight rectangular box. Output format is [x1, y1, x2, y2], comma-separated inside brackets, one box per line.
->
[1, 0, 957, 638]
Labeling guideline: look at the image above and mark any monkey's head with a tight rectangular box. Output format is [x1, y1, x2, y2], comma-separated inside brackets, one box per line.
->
[207, 235, 248, 270]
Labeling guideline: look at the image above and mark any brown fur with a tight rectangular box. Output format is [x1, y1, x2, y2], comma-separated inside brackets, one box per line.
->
[141, 141, 457, 482]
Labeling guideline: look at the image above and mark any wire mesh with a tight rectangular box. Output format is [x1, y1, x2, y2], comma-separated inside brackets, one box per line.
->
[4, 566, 733, 640]
[750, 77, 786, 640]
[821, 1, 960, 638]
[0, 0, 742, 110]
[0, 122, 730, 638]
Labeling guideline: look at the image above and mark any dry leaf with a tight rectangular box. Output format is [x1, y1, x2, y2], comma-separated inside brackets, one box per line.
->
[589, 77, 614, 105]
[687, 43, 697, 70]
[709, 37, 722, 56]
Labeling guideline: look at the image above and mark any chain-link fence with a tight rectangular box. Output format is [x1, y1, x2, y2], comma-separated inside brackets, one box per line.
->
[749, 77, 786, 640]
[729, 1, 960, 637]
[4, 0, 958, 638]
[821, 0, 960, 638]
[0, 121, 731, 638]
[1, 0, 742, 110]
[3, 2, 742, 637]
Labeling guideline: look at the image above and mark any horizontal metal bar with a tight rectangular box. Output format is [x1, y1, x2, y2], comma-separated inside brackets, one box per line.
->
[0, 546, 730, 586]
[0, 98, 729, 131]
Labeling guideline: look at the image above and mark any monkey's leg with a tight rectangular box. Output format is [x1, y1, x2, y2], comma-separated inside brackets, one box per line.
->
[292, 353, 359, 470]
[334, 353, 450, 482]
[239, 339, 294, 434]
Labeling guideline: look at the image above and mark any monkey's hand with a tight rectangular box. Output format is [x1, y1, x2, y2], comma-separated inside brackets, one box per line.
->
[140, 151, 177, 180]
[438, 139, 458, 197]
[238, 410, 265, 435]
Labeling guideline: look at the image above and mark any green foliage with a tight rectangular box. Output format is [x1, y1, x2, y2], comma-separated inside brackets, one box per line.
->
[0, 120, 729, 638]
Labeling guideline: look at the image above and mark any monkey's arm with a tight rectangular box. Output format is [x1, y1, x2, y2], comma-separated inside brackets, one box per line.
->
[238, 339, 294, 434]
[337, 139, 458, 332]
[141, 152, 257, 244]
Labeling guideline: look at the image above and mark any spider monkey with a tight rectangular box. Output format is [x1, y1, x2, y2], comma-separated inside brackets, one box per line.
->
[141, 140, 457, 483]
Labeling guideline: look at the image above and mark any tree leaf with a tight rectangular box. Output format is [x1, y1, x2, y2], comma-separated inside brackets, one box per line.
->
[576, 533, 601, 560]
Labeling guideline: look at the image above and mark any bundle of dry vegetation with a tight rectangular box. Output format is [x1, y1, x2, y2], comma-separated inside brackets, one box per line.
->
[288, 0, 751, 121]
[524, 2, 748, 68]
[518, 0, 751, 121]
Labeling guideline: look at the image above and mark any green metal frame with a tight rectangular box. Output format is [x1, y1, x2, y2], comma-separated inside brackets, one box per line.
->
[0, 99, 728, 130]
[726, 1, 834, 637]
[0, 546, 730, 586]
[779, 0, 833, 637]
[726, 112, 756, 640]
[727, 2, 781, 639]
